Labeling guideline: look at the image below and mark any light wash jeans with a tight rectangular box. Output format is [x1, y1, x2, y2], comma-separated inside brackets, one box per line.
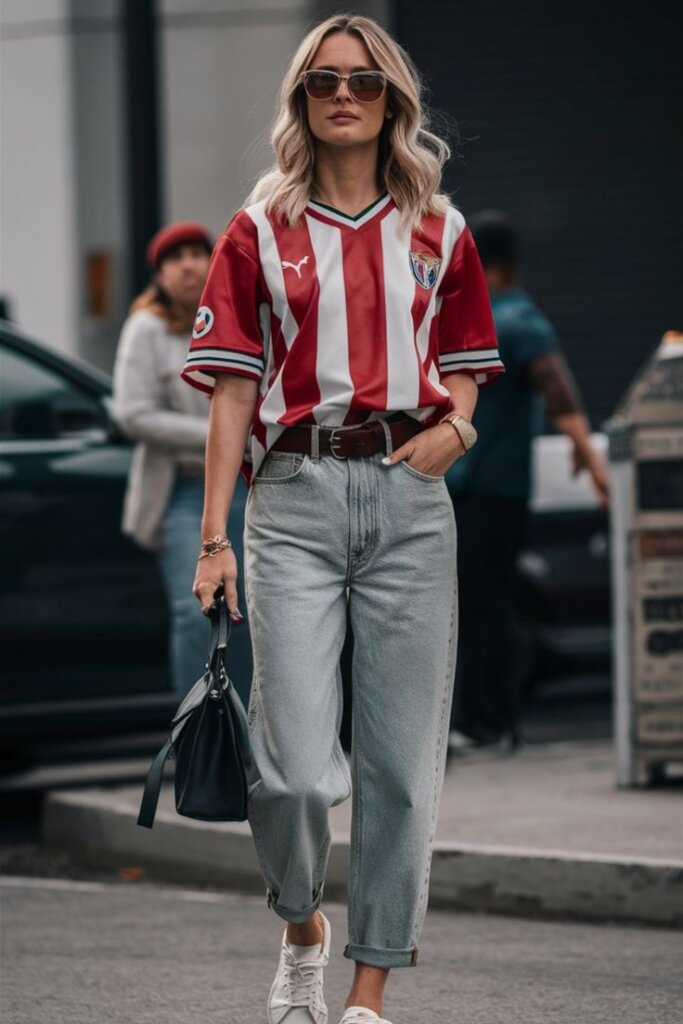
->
[243, 430, 458, 970]
[157, 475, 252, 703]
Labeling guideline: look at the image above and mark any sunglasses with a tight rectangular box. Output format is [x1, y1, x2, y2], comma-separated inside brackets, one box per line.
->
[301, 69, 388, 103]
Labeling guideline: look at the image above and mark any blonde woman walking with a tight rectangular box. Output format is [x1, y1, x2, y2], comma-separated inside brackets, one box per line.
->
[182, 14, 503, 1024]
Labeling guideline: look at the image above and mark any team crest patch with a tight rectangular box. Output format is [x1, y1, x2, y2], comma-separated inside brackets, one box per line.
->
[192, 305, 214, 339]
[409, 251, 441, 290]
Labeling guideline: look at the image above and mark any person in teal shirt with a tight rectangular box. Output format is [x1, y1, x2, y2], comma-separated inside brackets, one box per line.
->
[447, 211, 608, 750]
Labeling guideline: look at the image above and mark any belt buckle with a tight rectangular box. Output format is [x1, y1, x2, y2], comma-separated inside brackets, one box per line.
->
[328, 427, 347, 460]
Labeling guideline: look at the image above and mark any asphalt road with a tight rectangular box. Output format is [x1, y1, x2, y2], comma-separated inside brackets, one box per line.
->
[2, 876, 681, 1024]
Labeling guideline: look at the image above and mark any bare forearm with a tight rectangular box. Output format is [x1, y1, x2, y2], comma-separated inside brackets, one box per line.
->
[201, 374, 258, 539]
[441, 372, 479, 421]
[528, 352, 583, 419]
[553, 410, 594, 456]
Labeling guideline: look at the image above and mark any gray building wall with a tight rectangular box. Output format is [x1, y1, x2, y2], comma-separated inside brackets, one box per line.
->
[0, 0, 127, 367]
[159, 0, 313, 235]
[1, 0, 393, 369]
[2, 1, 82, 359]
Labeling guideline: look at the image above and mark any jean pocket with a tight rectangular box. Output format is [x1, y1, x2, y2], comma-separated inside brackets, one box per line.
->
[252, 450, 308, 484]
[398, 459, 444, 483]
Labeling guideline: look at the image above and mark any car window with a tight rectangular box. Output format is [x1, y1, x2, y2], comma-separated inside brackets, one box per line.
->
[0, 345, 107, 440]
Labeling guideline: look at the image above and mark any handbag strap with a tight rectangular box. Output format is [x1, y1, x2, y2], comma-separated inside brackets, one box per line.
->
[137, 734, 175, 828]
[137, 701, 198, 828]
[137, 593, 233, 830]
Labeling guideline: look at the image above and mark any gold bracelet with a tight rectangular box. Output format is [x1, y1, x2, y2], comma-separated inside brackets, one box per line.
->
[197, 534, 233, 559]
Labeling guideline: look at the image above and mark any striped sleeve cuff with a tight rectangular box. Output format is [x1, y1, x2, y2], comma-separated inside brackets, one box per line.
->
[180, 347, 265, 391]
[439, 348, 505, 387]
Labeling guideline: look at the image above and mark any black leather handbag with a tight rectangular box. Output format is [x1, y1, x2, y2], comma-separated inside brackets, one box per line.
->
[137, 592, 256, 829]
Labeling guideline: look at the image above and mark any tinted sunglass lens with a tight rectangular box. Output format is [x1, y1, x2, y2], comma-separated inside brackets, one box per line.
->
[349, 74, 385, 101]
[304, 71, 338, 99]
[303, 71, 386, 102]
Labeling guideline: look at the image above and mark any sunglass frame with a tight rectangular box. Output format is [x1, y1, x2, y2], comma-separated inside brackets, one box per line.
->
[300, 69, 388, 103]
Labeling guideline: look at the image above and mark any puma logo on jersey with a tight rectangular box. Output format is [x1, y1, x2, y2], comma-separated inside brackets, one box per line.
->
[281, 256, 309, 278]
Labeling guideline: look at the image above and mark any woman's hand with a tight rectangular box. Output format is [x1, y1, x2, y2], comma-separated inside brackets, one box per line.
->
[192, 546, 244, 622]
[382, 422, 465, 477]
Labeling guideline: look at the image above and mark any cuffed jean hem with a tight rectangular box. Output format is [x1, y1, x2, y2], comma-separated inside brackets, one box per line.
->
[266, 886, 324, 924]
[343, 942, 419, 968]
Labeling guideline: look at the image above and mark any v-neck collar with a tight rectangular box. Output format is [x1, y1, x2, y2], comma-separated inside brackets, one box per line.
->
[304, 192, 395, 231]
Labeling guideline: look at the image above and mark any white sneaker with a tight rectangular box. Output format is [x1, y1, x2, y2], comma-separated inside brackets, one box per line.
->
[339, 1008, 394, 1024]
[267, 910, 331, 1024]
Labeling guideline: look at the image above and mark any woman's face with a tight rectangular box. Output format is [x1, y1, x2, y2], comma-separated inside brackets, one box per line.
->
[304, 32, 390, 152]
[155, 243, 210, 308]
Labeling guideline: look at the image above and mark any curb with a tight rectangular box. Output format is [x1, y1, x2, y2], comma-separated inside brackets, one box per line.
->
[42, 788, 683, 928]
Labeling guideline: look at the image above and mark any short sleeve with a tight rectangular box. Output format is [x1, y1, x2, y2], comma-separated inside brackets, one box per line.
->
[180, 211, 267, 395]
[499, 306, 560, 372]
[437, 221, 505, 388]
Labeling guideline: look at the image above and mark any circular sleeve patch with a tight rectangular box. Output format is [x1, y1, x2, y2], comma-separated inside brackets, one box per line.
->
[192, 305, 214, 339]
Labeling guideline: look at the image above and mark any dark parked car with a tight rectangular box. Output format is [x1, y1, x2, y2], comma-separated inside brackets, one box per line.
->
[0, 321, 610, 771]
[0, 321, 252, 774]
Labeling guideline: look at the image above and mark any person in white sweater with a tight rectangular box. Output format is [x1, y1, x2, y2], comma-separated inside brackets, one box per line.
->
[112, 221, 215, 699]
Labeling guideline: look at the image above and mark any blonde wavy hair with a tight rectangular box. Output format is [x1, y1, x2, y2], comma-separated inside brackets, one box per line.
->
[245, 13, 454, 233]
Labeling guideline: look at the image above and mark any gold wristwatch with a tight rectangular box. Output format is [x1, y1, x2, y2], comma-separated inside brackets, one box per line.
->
[439, 412, 478, 451]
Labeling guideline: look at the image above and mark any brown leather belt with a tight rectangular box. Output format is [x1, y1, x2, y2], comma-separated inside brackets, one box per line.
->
[271, 413, 422, 459]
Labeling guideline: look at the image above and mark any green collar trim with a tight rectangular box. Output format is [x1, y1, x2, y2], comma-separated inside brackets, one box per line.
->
[308, 192, 389, 222]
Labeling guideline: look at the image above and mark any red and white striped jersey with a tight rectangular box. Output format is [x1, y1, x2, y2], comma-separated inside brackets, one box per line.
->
[180, 192, 504, 483]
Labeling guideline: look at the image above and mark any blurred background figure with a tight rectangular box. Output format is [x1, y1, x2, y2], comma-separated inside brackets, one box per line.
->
[447, 210, 609, 752]
[112, 221, 214, 700]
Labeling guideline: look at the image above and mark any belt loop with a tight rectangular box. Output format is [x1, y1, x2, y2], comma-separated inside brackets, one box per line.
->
[311, 424, 320, 463]
[378, 417, 394, 458]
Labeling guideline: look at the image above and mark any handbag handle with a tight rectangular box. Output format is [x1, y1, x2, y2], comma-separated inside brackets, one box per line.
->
[207, 590, 232, 680]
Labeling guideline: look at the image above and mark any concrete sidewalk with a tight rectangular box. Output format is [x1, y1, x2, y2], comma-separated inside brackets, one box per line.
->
[42, 739, 683, 927]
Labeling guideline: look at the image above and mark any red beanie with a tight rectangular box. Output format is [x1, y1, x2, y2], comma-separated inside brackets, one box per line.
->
[146, 221, 213, 270]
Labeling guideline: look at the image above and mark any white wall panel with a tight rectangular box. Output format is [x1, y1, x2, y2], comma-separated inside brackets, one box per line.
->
[159, 2, 312, 235]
